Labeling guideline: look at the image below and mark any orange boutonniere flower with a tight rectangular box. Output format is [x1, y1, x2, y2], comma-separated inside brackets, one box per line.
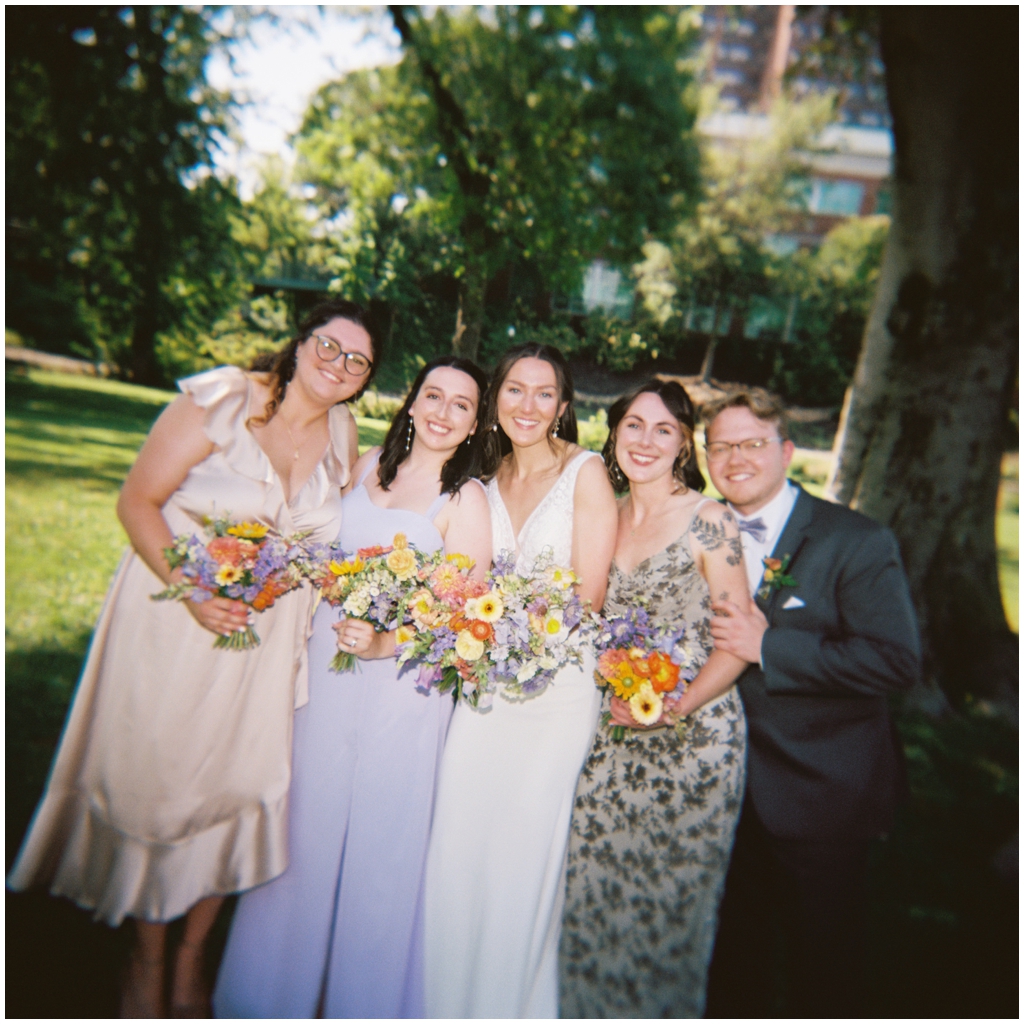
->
[757, 554, 798, 600]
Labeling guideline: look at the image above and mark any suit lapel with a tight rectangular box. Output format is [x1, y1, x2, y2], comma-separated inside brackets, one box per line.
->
[757, 485, 815, 620]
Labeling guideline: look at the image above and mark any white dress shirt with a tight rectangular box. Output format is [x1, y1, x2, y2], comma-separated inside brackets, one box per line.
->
[730, 480, 800, 598]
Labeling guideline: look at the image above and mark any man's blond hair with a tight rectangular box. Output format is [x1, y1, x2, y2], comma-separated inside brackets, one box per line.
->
[701, 386, 790, 441]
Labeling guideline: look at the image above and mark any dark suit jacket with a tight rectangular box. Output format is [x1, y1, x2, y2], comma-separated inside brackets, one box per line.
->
[738, 485, 921, 842]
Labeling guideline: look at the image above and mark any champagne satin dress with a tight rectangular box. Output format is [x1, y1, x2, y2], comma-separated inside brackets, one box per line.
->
[7, 366, 352, 926]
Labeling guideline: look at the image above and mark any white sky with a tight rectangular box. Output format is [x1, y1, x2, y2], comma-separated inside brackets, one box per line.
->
[206, 6, 400, 197]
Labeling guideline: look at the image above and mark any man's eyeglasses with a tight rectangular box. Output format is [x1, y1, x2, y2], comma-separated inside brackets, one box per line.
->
[312, 335, 372, 377]
[704, 438, 782, 461]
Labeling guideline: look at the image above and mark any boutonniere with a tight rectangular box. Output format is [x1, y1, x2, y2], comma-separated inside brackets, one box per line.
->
[757, 554, 798, 601]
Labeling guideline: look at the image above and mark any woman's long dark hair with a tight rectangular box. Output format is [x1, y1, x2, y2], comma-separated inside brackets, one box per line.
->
[377, 355, 489, 497]
[603, 378, 706, 493]
[478, 343, 578, 479]
[249, 298, 381, 423]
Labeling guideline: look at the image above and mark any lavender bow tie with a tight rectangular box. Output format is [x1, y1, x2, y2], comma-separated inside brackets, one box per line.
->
[737, 517, 768, 545]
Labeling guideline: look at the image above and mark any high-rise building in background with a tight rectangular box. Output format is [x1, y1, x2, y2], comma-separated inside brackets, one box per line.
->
[698, 5, 892, 244]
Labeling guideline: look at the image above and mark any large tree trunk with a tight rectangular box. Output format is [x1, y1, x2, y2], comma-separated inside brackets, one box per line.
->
[826, 8, 1017, 711]
[452, 259, 486, 361]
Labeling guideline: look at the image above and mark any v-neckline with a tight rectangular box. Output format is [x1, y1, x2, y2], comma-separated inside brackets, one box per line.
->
[611, 495, 715, 576]
[493, 451, 587, 556]
[612, 533, 691, 578]
[244, 374, 329, 506]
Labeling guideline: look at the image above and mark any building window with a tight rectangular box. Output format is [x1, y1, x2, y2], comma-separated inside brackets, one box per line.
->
[763, 234, 800, 258]
[582, 261, 634, 317]
[808, 178, 865, 216]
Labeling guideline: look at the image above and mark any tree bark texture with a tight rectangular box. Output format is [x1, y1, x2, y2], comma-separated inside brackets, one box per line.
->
[826, 8, 1017, 707]
[389, 6, 493, 356]
[452, 261, 486, 361]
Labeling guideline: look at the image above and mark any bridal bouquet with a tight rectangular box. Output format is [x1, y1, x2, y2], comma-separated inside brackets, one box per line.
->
[305, 532, 425, 672]
[591, 607, 700, 740]
[152, 517, 307, 650]
[486, 549, 586, 700]
[394, 552, 499, 707]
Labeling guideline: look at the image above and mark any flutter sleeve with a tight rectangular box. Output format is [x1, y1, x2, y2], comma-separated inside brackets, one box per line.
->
[177, 366, 273, 484]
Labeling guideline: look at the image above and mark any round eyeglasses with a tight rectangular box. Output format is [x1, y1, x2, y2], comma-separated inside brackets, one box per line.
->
[312, 334, 373, 377]
[704, 438, 782, 461]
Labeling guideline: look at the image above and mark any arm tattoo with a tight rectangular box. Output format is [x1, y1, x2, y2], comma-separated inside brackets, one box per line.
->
[726, 535, 743, 567]
[693, 512, 743, 565]
[691, 513, 727, 552]
[720, 508, 744, 566]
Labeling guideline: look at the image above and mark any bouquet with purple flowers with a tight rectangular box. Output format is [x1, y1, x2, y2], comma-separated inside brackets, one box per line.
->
[305, 532, 425, 672]
[590, 605, 700, 740]
[152, 517, 308, 650]
[394, 551, 497, 707]
[487, 548, 587, 700]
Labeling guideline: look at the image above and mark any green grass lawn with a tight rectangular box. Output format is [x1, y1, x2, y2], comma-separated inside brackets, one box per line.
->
[5, 367, 1018, 1017]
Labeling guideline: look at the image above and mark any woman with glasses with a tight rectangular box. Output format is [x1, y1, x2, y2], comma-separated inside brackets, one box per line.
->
[7, 299, 377, 1017]
[214, 355, 492, 1019]
[557, 379, 752, 1019]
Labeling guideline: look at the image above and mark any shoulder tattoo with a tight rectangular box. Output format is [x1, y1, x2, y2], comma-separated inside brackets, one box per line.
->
[692, 510, 744, 566]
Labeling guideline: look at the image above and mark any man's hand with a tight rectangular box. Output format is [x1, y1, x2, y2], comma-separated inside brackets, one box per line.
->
[711, 599, 769, 664]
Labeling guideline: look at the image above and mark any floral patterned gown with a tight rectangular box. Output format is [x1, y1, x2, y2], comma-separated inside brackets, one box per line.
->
[558, 511, 747, 1019]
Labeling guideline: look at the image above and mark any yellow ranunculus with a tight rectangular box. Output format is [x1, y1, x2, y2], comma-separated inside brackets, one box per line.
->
[629, 682, 663, 726]
[227, 522, 269, 539]
[455, 630, 485, 662]
[446, 552, 475, 570]
[392, 532, 408, 550]
[396, 624, 416, 644]
[386, 547, 417, 580]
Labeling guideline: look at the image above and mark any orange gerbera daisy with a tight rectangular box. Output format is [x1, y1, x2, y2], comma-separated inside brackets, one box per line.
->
[469, 619, 494, 642]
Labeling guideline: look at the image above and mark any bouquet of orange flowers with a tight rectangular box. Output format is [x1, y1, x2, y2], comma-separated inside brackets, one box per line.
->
[152, 517, 307, 650]
[591, 608, 699, 740]
[305, 532, 427, 672]
[394, 551, 497, 707]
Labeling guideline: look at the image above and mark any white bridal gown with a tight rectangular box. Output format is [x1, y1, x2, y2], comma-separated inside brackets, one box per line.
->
[424, 450, 603, 1019]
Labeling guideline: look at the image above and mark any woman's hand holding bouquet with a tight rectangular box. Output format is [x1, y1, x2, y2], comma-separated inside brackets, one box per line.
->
[152, 517, 308, 649]
[305, 532, 424, 672]
[591, 607, 699, 740]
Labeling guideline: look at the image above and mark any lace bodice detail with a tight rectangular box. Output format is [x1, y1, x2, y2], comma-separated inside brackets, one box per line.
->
[486, 450, 598, 571]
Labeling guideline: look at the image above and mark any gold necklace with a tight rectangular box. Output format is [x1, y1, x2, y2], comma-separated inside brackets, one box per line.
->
[280, 417, 301, 462]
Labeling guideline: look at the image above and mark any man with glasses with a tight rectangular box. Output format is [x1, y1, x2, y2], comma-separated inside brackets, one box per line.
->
[700, 387, 921, 1017]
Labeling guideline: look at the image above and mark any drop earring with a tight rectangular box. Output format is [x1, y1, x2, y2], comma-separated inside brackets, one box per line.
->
[552, 421, 559, 439]
[405, 419, 414, 452]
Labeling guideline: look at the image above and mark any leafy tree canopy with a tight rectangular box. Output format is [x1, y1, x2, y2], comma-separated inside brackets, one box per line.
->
[297, 5, 705, 359]
[6, 6, 243, 383]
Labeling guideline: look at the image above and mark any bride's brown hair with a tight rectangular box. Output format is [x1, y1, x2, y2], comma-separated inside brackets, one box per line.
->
[478, 343, 578, 479]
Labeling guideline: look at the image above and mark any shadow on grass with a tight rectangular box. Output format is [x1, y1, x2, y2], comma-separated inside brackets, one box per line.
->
[865, 707, 1018, 1018]
[6, 639, 92, 867]
[6, 636, 238, 1018]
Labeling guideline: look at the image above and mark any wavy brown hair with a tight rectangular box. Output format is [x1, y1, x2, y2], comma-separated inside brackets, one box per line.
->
[478, 343, 578, 479]
[377, 356, 489, 496]
[249, 298, 380, 424]
[603, 378, 705, 493]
